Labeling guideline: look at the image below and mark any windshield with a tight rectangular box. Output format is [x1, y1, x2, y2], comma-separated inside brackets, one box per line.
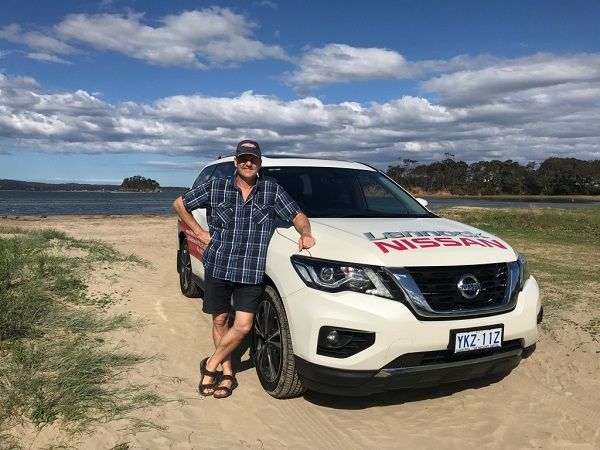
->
[261, 166, 433, 218]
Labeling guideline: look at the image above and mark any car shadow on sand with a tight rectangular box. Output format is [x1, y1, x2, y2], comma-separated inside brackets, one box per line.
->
[302, 370, 513, 409]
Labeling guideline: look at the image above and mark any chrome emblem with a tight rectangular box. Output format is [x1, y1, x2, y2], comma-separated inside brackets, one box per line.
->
[457, 273, 481, 299]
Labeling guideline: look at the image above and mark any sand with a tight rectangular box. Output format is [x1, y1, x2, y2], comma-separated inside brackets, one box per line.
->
[2, 215, 599, 449]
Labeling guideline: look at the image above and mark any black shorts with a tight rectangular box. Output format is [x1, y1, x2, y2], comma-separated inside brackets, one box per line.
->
[202, 271, 264, 315]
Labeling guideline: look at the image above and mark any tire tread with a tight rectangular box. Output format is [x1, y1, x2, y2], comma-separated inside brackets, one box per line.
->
[257, 285, 306, 399]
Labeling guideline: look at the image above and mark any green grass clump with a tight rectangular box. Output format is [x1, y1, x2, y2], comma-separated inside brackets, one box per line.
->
[0, 226, 161, 448]
[582, 318, 600, 340]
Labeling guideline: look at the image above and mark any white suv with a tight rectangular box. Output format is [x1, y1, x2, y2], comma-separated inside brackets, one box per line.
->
[177, 156, 542, 398]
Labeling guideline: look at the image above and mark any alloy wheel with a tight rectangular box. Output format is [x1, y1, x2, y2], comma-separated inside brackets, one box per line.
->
[253, 300, 282, 382]
[180, 244, 192, 290]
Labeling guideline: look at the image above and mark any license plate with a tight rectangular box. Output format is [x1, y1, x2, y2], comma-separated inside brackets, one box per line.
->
[453, 327, 503, 353]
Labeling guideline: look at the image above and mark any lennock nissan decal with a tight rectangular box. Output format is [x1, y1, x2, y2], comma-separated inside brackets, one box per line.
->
[363, 230, 508, 253]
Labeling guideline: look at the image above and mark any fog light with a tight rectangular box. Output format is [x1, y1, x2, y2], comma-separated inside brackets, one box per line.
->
[317, 326, 375, 357]
[326, 330, 340, 345]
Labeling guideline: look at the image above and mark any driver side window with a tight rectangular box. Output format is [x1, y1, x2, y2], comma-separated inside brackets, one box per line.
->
[210, 162, 235, 180]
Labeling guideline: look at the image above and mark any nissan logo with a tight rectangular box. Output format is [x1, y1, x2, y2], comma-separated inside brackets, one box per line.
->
[457, 273, 481, 299]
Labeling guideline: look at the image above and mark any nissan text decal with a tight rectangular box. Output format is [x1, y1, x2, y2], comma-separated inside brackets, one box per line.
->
[364, 230, 508, 253]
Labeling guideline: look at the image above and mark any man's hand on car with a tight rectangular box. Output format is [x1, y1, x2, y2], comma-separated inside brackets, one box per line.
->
[198, 230, 211, 246]
[298, 233, 316, 251]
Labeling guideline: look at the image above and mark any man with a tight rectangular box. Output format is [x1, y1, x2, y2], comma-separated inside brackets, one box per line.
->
[172, 140, 316, 399]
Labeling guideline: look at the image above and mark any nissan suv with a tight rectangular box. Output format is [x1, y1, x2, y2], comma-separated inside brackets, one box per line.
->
[176, 156, 542, 398]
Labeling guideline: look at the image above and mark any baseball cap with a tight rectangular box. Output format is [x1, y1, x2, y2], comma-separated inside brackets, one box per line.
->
[235, 140, 261, 159]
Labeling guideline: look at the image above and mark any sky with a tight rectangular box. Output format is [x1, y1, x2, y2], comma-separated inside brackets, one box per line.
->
[0, 0, 599, 187]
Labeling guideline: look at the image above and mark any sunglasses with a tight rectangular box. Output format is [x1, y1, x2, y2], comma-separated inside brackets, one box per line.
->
[236, 155, 260, 164]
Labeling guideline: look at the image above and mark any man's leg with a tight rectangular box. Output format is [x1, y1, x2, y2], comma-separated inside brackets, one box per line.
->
[205, 281, 262, 396]
[211, 312, 233, 376]
[200, 273, 233, 395]
[205, 310, 254, 376]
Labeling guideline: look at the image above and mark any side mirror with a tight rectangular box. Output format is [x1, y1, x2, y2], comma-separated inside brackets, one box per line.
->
[416, 198, 429, 207]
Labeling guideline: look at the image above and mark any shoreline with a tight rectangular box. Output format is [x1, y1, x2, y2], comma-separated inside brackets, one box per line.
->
[2, 189, 598, 201]
[418, 193, 600, 202]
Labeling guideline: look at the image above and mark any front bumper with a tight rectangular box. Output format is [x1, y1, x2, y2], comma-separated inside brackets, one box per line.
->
[296, 343, 535, 396]
[285, 276, 541, 371]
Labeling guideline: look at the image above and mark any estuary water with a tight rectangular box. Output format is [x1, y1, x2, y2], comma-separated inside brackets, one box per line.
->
[0, 191, 598, 216]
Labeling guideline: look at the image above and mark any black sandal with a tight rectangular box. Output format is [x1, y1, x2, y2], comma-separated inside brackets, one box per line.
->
[213, 375, 238, 399]
[198, 357, 219, 396]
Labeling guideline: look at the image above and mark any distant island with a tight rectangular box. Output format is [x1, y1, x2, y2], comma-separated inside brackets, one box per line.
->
[118, 175, 161, 192]
[0, 176, 186, 192]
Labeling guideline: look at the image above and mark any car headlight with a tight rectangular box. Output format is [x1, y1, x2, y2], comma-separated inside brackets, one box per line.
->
[517, 252, 531, 290]
[291, 255, 393, 299]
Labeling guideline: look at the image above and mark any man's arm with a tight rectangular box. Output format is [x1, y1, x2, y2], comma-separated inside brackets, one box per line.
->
[173, 196, 211, 245]
[292, 212, 316, 251]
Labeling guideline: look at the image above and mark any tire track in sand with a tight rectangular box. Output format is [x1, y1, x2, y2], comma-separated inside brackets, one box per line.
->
[275, 398, 363, 449]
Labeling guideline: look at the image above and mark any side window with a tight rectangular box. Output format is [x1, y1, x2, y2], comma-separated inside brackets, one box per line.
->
[210, 162, 234, 180]
[192, 165, 216, 189]
[358, 173, 409, 214]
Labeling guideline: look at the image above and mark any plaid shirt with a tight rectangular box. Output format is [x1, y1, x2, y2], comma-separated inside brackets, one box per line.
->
[182, 171, 301, 284]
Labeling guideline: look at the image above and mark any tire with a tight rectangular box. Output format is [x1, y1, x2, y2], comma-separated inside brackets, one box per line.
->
[178, 239, 202, 298]
[252, 284, 306, 398]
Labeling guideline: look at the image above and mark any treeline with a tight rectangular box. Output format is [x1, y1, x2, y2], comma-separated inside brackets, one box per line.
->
[119, 175, 160, 192]
[386, 157, 600, 195]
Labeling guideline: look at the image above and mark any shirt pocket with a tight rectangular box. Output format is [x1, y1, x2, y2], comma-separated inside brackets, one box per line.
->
[214, 202, 234, 228]
[252, 202, 271, 225]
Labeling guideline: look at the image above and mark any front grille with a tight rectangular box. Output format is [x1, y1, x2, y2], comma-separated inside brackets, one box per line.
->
[384, 339, 522, 369]
[406, 263, 508, 312]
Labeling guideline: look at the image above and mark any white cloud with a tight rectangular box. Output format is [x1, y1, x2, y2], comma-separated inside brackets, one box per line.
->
[1, 68, 599, 167]
[143, 160, 207, 170]
[287, 44, 500, 91]
[422, 53, 600, 106]
[26, 52, 71, 64]
[0, 24, 75, 54]
[0, 8, 287, 68]
[287, 44, 410, 91]
[254, 1, 278, 9]
[54, 8, 287, 68]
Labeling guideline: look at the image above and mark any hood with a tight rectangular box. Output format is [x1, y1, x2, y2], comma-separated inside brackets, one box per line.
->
[277, 217, 517, 267]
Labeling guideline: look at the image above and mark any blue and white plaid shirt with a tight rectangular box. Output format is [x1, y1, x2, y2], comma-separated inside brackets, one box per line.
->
[182, 171, 301, 284]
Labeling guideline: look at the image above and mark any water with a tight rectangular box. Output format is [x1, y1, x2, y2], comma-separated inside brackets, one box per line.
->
[0, 191, 598, 216]
[0, 191, 186, 216]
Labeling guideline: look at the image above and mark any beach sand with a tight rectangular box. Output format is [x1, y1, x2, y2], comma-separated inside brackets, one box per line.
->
[2, 215, 599, 449]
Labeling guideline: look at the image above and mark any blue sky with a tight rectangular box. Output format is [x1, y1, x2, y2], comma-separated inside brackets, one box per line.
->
[1, 0, 599, 187]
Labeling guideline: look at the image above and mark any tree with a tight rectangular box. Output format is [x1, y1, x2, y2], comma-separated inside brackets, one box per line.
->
[119, 176, 161, 192]
[386, 156, 598, 195]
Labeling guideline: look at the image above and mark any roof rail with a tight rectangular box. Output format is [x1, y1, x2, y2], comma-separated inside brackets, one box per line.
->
[217, 152, 236, 159]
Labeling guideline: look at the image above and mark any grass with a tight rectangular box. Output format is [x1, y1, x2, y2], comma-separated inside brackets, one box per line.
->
[0, 226, 162, 449]
[438, 206, 600, 245]
[582, 318, 600, 340]
[437, 207, 600, 337]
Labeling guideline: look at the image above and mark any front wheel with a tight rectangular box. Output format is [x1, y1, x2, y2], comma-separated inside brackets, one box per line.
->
[178, 240, 202, 298]
[252, 285, 305, 399]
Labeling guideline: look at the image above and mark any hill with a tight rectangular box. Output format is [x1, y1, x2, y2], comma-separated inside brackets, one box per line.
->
[0, 179, 185, 192]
